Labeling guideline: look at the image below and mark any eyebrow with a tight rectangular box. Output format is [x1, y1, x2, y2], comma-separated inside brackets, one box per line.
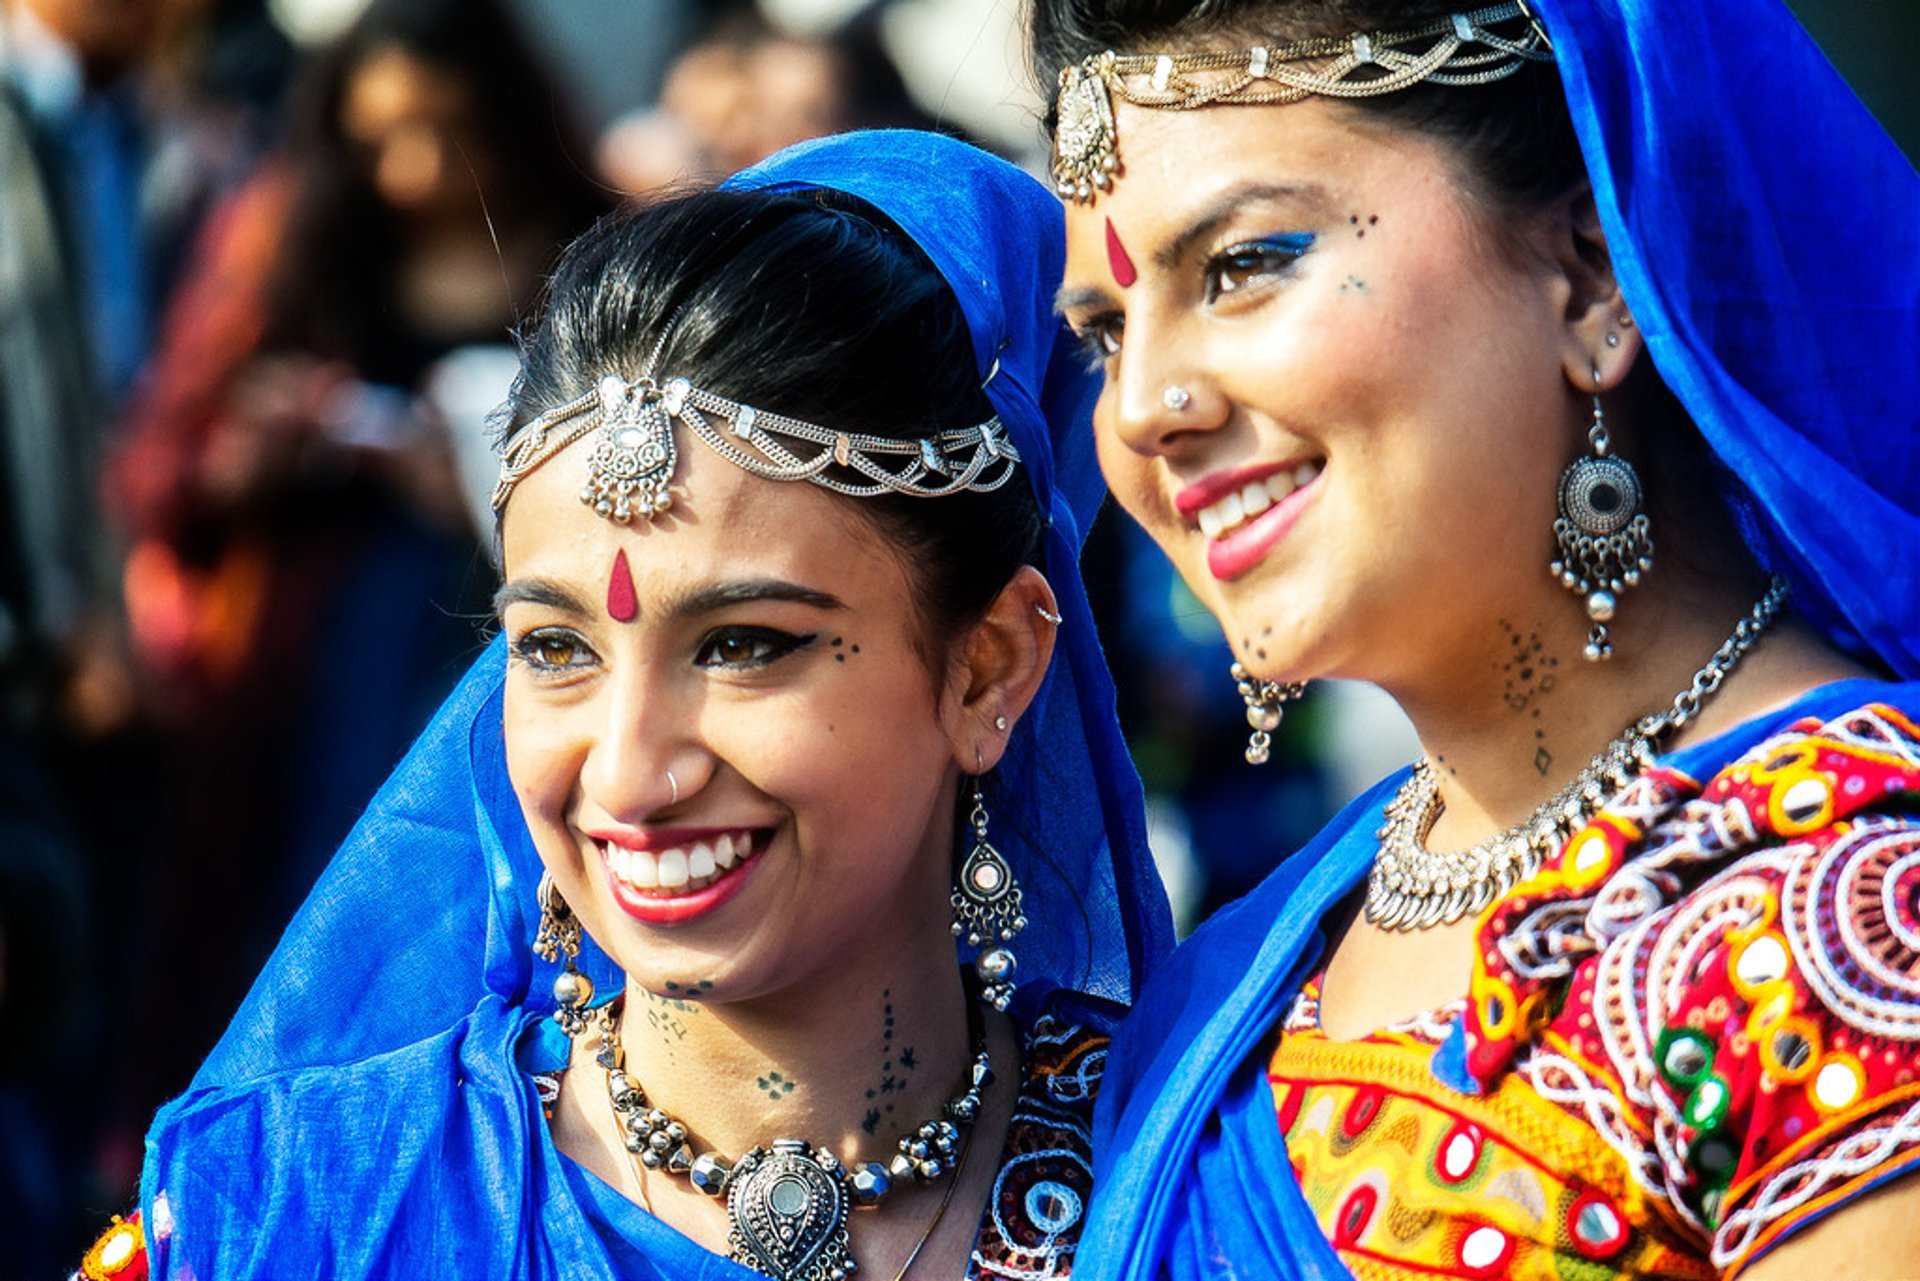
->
[493, 575, 846, 621]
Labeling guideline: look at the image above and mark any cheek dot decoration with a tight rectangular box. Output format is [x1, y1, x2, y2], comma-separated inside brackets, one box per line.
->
[606, 549, 639, 623]
[1105, 218, 1138, 287]
[1549, 392, 1654, 661]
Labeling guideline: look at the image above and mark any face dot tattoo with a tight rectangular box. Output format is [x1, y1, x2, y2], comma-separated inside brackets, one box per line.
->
[1105, 217, 1138, 288]
[606, 548, 638, 623]
[1497, 621, 1561, 774]
[755, 1071, 797, 1100]
[860, 991, 900, 1124]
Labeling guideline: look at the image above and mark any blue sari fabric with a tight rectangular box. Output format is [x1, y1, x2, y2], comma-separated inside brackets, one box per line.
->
[138, 131, 1170, 1280]
[1077, 0, 1920, 1276]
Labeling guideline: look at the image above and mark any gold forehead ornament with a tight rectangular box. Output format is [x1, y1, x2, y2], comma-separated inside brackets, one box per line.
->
[1050, 1, 1554, 203]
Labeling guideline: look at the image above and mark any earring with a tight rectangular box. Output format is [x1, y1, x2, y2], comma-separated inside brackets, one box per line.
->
[1550, 386, 1653, 661]
[1231, 662, 1305, 765]
[533, 871, 595, 1037]
[950, 776, 1026, 1011]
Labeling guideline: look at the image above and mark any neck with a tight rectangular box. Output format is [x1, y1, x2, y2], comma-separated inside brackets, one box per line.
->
[607, 943, 976, 1167]
[1386, 567, 1862, 850]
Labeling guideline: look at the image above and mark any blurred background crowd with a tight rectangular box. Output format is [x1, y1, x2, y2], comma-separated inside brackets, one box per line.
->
[0, 0, 1912, 1268]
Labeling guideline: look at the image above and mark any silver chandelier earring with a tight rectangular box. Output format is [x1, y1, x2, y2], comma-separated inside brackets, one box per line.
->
[1231, 662, 1305, 765]
[951, 775, 1026, 1011]
[533, 871, 594, 1037]
[1551, 379, 1654, 661]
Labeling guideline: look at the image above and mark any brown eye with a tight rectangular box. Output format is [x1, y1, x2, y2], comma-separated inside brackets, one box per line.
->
[1205, 234, 1317, 302]
[694, 627, 812, 670]
[511, 628, 593, 673]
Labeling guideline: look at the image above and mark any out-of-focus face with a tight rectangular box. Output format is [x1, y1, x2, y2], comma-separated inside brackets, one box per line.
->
[498, 434, 970, 1004]
[1058, 95, 1580, 691]
[341, 47, 486, 220]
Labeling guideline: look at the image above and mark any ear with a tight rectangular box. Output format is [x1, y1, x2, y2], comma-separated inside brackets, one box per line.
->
[1549, 185, 1643, 396]
[944, 566, 1059, 774]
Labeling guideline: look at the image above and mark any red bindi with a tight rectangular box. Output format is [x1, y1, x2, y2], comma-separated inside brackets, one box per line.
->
[606, 549, 637, 623]
[1105, 218, 1138, 288]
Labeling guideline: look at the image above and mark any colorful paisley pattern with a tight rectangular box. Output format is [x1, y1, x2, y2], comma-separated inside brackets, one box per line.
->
[1273, 702, 1920, 1278]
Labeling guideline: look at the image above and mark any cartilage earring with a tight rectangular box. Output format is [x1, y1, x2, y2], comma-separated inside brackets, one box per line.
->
[533, 871, 594, 1037]
[1550, 390, 1653, 661]
[950, 776, 1026, 1011]
[1232, 662, 1305, 765]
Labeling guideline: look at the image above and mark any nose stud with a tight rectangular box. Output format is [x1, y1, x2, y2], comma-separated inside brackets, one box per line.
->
[665, 768, 679, 806]
[1162, 385, 1192, 412]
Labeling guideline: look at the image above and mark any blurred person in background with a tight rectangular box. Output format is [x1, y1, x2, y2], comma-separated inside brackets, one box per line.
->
[597, 4, 940, 196]
[95, 0, 606, 1200]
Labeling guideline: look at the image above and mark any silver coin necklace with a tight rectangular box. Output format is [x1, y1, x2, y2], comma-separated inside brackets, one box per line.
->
[594, 993, 993, 1281]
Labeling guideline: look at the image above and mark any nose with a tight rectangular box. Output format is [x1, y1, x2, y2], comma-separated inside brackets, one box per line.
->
[578, 665, 708, 823]
[1105, 321, 1228, 461]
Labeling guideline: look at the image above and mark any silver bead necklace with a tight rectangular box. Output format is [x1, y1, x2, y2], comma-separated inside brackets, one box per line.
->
[1366, 577, 1790, 931]
[595, 994, 993, 1281]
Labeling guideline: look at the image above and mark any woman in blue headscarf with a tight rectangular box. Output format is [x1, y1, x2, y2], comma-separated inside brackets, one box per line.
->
[79, 131, 1171, 1281]
[1031, 0, 1920, 1277]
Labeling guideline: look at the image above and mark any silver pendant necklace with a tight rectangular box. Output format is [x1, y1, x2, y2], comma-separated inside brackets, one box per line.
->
[1367, 578, 1789, 931]
[595, 995, 992, 1281]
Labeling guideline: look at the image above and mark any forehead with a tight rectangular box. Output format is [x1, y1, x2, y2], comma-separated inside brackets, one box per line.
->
[1061, 97, 1460, 266]
[499, 434, 910, 596]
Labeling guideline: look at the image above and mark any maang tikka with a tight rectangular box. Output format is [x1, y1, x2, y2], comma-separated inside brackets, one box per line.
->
[533, 871, 595, 1037]
[1550, 382, 1654, 661]
[951, 776, 1026, 1011]
[1232, 662, 1305, 765]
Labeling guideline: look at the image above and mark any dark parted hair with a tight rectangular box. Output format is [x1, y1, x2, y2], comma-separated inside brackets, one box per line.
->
[1028, 0, 1757, 583]
[503, 187, 1045, 651]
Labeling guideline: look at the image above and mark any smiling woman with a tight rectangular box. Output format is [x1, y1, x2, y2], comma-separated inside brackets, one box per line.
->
[96, 132, 1170, 1281]
[1029, 1, 1920, 1279]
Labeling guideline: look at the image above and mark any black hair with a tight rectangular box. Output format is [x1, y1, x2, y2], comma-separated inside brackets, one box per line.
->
[1029, 0, 1758, 585]
[504, 187, 1045, 653]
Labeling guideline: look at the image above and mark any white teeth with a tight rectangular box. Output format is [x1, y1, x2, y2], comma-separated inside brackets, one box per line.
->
[688, 843, 716, 879]
[656, 848, 690, 889]
[713, 834, 737, 869]
[604, 830, 760, 896]
[1196, 463, 1323, 539]
[630, 850, 659, 888]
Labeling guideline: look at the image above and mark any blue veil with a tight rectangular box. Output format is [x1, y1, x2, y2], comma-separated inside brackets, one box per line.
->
[137, 131, 1170, 1279]
[1075, 1, 1920, 1277]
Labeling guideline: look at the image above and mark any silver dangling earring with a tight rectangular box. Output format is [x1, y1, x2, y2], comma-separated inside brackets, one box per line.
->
[950, 775, 1026, 1011]
[533, 871, 594, 1037]
[1231, 662, 1305, 765]
[1550, 380, 1653, 661]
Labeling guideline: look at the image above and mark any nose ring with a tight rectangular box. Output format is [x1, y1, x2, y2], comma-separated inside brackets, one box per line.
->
[1162, 385, 1192, 412]
[665, 768, 679, 806]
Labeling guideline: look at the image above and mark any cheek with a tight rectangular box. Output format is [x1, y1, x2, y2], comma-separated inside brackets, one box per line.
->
[502, 691, 579, 826]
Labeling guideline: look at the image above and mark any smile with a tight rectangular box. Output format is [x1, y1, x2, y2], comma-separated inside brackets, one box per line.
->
[597, 829, 765, 924]
[1190, 461, 1323, 538]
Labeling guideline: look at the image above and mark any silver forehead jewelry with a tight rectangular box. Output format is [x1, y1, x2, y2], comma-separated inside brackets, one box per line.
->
[1162, 385, 1192, 412]
[1550, 384, 1654, 661]
[1232, 662, 1306, 766]
[1050, 3, 1552, 202]
[597, 994, 992, 1281]
[495, 373, 1021, 524]
[1366, 577, 1790, 931]
[533, 872, 595, 1038]
[950, 775, 1027, 1011]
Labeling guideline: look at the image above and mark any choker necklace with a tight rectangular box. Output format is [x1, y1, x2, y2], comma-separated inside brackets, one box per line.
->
[1367, 578, 1790, 931]
[595, 995, 993, 1281]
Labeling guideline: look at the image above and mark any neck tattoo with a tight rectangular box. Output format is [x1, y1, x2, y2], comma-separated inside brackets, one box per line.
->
[596, 991, 994, 1281]
[1104, 218, 1137, 288]
[606, 549, 638, 623]
[1368, 578, 1790, 930]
